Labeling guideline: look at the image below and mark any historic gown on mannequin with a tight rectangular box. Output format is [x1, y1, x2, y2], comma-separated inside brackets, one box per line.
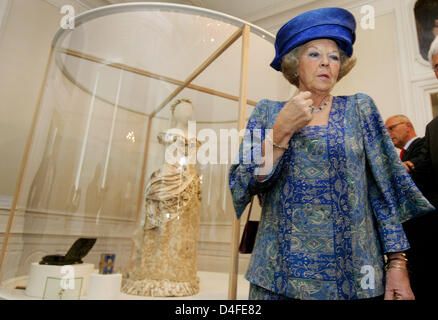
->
[122, 99, 202, 297]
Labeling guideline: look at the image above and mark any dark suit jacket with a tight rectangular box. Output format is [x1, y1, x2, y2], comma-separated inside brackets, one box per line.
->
[400, 120, 437, 299]
[401, 137, 426, 195]
[423, 117, 438, 208]
[401, 137, 425, 163]
[411, 117, 438, 208]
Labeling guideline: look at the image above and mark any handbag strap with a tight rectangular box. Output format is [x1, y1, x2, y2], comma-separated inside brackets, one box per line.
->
[246, 196, 254, 223]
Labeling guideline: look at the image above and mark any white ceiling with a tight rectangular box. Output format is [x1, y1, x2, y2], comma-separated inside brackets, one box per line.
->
[78, 0, 317, 26]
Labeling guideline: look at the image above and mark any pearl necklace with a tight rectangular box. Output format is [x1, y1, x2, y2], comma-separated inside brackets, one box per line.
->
[310, 95, 331, 114]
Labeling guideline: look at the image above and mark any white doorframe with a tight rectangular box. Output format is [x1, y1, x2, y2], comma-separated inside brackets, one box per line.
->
[0, 0, 10, 35]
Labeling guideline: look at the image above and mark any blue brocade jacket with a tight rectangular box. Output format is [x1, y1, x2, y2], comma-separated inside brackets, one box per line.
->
[229, 93, 434, 300]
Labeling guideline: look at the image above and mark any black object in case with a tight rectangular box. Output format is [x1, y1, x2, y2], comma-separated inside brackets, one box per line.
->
[39, 238, 97, 265]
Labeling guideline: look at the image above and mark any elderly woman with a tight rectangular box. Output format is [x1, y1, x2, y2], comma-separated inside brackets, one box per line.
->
[229, 7, 434, 300]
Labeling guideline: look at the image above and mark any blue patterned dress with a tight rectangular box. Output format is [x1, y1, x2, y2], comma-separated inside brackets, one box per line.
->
[229, 93, 434, 300]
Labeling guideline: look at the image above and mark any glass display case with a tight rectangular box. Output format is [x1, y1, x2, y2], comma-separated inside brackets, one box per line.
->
[0, 2, 292, 299]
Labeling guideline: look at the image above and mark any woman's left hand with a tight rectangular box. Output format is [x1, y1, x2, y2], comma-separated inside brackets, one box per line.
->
[384, 268, 415, 300]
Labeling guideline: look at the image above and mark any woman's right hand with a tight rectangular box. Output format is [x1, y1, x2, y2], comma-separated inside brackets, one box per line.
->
[272, 91, 313, 144]
[257, 91, 313, 180]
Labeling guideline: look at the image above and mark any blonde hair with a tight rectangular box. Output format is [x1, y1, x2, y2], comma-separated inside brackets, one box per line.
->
[281, 43, 357, 87]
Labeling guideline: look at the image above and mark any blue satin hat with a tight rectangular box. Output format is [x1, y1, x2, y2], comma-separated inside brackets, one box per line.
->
[270, 7, 356, 71]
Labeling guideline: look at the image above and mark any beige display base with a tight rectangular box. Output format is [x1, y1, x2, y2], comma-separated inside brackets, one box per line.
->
[87, 273, 122, 300]
[0, 271, 250, 300]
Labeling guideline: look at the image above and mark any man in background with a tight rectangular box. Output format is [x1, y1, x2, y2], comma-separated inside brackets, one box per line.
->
[385, 115, 425, 175]
[386, 114, 434, 300]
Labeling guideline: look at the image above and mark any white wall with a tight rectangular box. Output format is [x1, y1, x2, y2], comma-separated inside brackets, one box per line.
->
[0, 0, 90, 199]
[0, 0, 129, 284]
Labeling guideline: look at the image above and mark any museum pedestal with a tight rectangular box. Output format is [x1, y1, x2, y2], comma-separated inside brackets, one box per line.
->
[25, 263, 95, 298]
[87, 273, 122, 299]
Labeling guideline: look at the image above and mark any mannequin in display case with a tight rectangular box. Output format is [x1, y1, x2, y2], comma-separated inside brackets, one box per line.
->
[122, 99, 202, 297]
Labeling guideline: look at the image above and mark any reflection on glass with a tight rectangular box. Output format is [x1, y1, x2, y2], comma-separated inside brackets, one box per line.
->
[27, 111, 63, 211]
[414, 0, 438, 60]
